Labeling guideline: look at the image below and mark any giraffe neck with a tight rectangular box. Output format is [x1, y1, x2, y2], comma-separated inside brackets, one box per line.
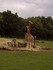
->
[27, 23, 31, 34]
[27, 26, 30, 34]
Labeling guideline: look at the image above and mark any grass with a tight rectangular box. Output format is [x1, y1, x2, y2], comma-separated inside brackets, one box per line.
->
[36, 40, 53, 47]
[0, 51, 53, 70]
[0, 38, 53, 70]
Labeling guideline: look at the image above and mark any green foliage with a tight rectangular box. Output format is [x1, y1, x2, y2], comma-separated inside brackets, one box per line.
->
[0, 10, 53, 40]
[0, 13, 3, 21]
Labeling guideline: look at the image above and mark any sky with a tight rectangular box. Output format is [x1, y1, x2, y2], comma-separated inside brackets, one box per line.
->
[0, 0, 53, 18]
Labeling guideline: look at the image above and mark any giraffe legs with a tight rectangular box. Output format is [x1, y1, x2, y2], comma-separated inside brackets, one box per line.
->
[26, 41, 32, 49]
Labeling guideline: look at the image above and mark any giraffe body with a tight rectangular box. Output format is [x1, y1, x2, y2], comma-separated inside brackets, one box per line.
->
[25, 21, 34, 48]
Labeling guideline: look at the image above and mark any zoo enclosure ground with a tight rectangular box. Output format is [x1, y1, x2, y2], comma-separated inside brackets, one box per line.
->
[0, 51, 53, 70]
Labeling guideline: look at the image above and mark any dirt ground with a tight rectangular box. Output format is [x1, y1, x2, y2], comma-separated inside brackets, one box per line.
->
[0, 38, 53, 52]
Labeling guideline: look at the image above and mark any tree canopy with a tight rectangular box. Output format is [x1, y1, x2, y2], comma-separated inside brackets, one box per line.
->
[0, 10, 53, 40]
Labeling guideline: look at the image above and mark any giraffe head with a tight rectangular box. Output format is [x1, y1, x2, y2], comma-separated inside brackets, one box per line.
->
[29, 21, 33, 24]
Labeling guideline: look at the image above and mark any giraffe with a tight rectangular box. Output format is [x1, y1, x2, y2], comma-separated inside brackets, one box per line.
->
[25, 21, 34, 48]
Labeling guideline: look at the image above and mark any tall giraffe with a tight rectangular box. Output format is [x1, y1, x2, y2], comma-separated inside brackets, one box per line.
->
[25, 21, 34, 48]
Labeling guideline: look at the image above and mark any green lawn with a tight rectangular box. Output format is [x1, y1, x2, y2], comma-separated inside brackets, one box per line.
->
[0, 51, 53, 70]
[36, 40, 53, 47]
